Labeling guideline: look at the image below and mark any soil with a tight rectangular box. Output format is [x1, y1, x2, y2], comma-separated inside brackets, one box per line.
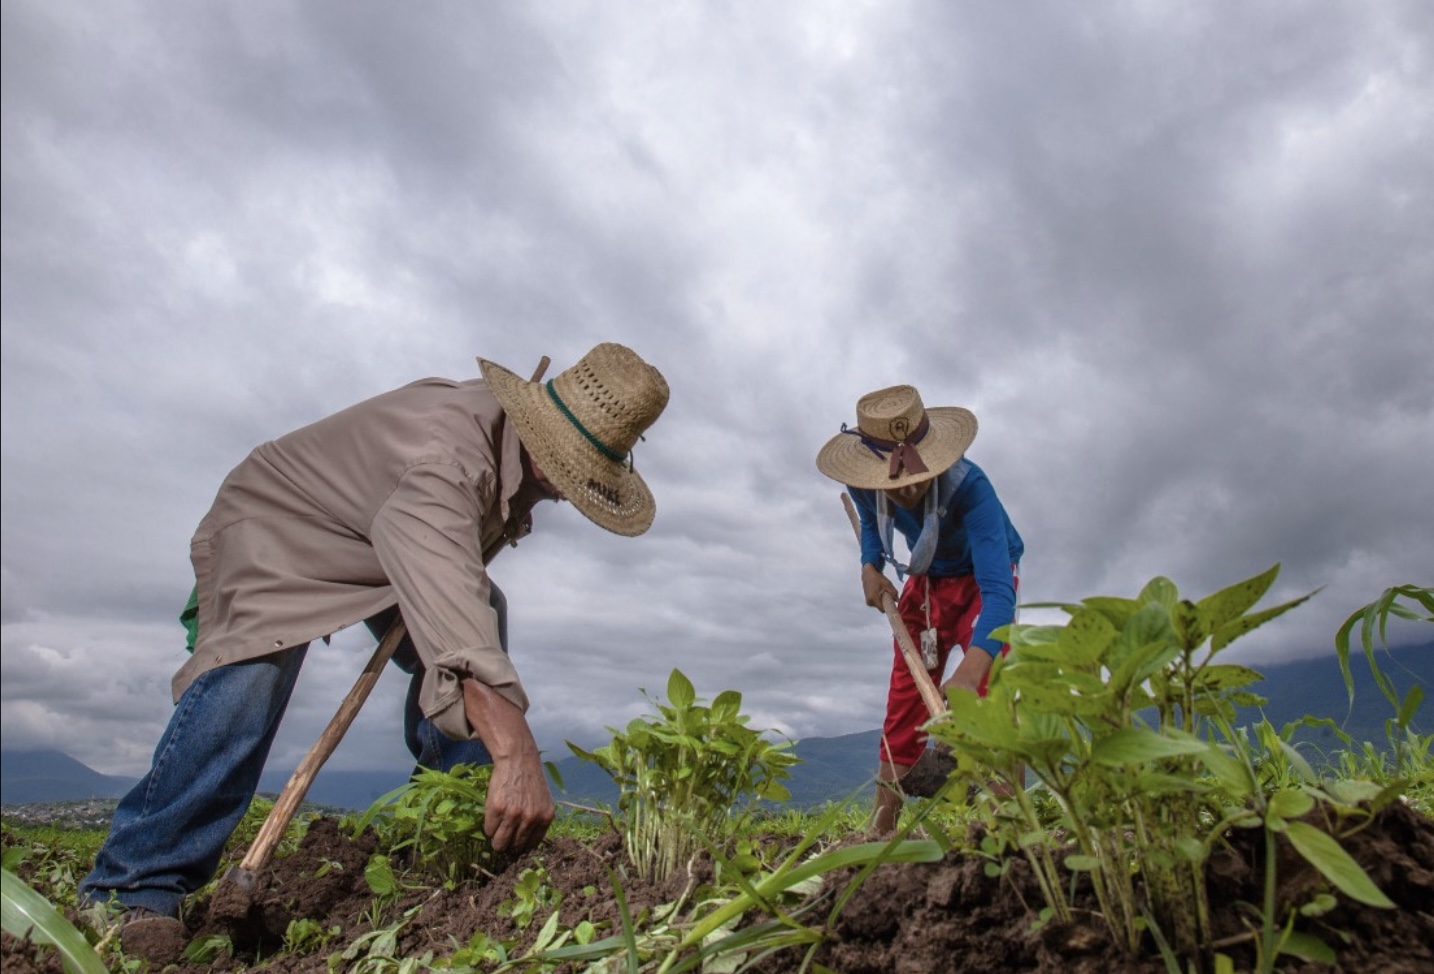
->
[7, 801, 1433, 973]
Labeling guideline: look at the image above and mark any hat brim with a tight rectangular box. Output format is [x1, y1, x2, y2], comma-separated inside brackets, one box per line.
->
[479, 357, 656, 536]
[815, 406, 977, 490]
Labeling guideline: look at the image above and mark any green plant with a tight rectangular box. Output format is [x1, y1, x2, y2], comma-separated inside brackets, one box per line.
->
[1201, 714, 1391, 972]
[1, 826, 101, 909]
[329, 903, 423, 973]
[1335, 583, 1433, 775]
[925, 564, 1401, 967]
[498, 867, 560, 930]
[1, 867, 108, 974]
[183, 933, 235, 963]
[285, 916, 341, 954]
[569, 668, 800, 882]
[351, 764, 502, 884]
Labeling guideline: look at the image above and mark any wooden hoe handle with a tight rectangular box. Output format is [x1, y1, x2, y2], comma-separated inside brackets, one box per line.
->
[842, 492, 948, 721]
[238, 618, 408, 874]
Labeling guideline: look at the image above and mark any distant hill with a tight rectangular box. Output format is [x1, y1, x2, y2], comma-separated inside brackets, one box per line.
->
[1243, 641, 1431, 754]
[4, 643, 1427, 812]
[0, 750, 139, 804]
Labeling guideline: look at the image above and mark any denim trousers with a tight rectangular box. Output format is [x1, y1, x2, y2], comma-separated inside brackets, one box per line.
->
[80, 588, 506, 918]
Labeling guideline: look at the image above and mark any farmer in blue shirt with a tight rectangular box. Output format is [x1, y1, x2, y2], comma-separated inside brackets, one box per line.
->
[817, 384, 1023, 835]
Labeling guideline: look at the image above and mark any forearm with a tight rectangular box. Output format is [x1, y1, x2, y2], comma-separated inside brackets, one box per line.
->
[462, 679, 540, 763]
[461, 677, 553, 852]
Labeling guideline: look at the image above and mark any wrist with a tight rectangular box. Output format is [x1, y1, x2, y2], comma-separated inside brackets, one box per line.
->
[462, 680, 540, 763]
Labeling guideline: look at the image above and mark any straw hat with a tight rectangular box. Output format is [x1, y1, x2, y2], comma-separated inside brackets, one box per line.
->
[479, 343, 669, 536]
[815, 385, 977, 490]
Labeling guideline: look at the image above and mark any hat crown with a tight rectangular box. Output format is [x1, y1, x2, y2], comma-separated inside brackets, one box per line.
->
[550, 342, 670, 457]
[856, 385, 927, 443]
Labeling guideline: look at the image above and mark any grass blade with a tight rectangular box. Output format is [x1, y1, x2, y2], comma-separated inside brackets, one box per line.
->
[1, 868, 108, 974]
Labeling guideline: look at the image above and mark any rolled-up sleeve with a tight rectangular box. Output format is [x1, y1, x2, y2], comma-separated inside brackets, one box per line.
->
[369, 459, 529, 742]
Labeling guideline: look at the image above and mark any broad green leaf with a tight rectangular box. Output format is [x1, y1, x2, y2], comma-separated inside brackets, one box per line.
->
[1195, 563, 1279, 634]
[1107, 602, 1176, 682]
[1197, 746, 1256, 797]
[1283, 821, 1395, 908]
[1172, 599, 1203, 645]
[942, 690, 1022, 749]
[667, 669, 696, 710]
[1056, 608, 1118, 665]
[1210, 589, 1316, 653]
[758, 781, 791, 801]
[1090, 727, 1207, 766]
[1079, 596, 1139, 628]
[1004, 623, 1062, 649]
[1267, 789, 1314, 821]
[1006, 638, 1074, 664]
[1323, 779, 1385, 807]
[1191, 664, 1265, 694]
[1108, 637, 1181, 695]
[1064, 854, 1100, 871]
[1278, 931, 1337, 963]
[1138, 576, 1180, 608]
[364, 855, 398, 896]
[1, 868, 108, 974]
[1015, 685, 1109, 718]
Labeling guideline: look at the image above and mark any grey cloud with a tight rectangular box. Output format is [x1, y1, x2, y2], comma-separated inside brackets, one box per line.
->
[3, 1, 1429, 777]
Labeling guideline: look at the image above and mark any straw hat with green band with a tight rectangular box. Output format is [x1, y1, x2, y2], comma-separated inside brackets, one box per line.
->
[479, 343, 670, 536]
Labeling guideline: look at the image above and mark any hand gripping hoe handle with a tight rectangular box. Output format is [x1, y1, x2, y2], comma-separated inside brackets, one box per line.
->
[842, 492, 947, 721]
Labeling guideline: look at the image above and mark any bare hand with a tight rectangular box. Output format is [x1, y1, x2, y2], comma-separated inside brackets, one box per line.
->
[861, 564, 898, 610]
[461, 680, 555, 854]
[940, 646, 993, 696]
[483, 751, 555, 853]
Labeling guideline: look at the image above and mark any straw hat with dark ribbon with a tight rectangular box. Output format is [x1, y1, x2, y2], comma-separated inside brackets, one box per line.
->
[479, 343, 669, 536]
[815, 385, 977, 490]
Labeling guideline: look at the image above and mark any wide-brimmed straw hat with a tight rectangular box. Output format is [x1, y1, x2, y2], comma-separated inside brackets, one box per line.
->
[479, 343, 669, 536]
[815, 385, 977, 490]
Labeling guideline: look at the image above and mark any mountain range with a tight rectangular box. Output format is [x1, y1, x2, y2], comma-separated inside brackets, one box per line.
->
[3, 643, 1427, 811]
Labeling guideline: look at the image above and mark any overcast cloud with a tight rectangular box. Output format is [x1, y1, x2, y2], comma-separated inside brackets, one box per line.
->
[3, 1, 1431, 782]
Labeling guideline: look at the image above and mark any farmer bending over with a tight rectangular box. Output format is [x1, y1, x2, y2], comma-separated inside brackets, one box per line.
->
[816, 384, 1023, 835]
[81, 343, 670, 950]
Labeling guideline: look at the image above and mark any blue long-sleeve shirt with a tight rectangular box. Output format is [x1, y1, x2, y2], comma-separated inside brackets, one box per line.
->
[849, 459, 1024, 656]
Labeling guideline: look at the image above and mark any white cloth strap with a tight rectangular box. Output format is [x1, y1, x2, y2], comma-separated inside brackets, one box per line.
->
[877, 459, 971, 579]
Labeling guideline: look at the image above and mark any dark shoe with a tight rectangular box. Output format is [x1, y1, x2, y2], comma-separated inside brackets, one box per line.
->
[119, 908, 187, 967]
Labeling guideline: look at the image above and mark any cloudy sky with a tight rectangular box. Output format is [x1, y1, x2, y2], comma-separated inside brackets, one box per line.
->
[3, 1, 1431, 785]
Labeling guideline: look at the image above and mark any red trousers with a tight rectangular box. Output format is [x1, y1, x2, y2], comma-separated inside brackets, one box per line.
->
[879, 570, 1017, 767]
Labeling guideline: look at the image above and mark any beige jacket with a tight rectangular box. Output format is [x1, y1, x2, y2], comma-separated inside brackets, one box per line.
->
[173, 377, 535, 741]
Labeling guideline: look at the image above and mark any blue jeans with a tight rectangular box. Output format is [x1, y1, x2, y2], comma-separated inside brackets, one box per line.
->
[80, 589, 506, 917]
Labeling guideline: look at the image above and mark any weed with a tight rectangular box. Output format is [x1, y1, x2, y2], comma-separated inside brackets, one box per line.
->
[569, 668, 800, 882]
[350, 764, 503, 884]
[285, 916, 342, 954]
